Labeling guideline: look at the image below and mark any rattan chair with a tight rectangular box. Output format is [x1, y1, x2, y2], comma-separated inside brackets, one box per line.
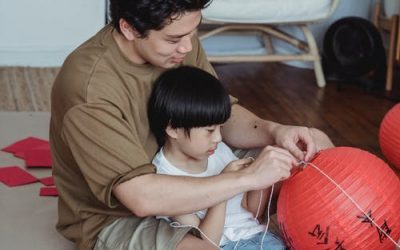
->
[373, 0, 399, 91]
[200, 0, 340, 88]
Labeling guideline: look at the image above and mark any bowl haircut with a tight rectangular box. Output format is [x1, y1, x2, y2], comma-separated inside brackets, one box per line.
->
[148, 66, 231, 147]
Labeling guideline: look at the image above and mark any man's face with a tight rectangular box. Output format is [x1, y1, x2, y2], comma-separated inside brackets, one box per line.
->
[133, 11, 202, 68]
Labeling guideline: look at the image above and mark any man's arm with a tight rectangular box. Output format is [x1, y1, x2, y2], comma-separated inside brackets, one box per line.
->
[113, 172, 247, 217]
[222, 104, 334, 161]
[113, 146, 295, 217]
[221, 104, 276, 149]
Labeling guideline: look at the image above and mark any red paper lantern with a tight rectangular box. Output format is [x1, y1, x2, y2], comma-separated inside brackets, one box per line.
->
[277, 147, 400, 250]
[380, 103, 400, 170]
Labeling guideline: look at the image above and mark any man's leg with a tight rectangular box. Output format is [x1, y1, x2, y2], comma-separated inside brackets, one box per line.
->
[176, 234, 218, 250]
[95, 216, 196, 250]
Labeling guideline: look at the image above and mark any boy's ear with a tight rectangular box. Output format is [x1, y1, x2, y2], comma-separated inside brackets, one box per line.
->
[165, 125, 179, 139]
[119, 18, 140, 41]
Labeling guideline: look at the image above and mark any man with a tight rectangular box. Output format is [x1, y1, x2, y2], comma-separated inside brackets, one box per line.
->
[50, 0, 334, 249]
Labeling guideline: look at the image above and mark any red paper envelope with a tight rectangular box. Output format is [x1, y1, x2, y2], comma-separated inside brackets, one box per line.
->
[39, 186, 59, 196]
[40, 176, 55, 186]
[0, 166, 39, 187]
[25, 148, 52, 168]
[2, 137, 49, 158]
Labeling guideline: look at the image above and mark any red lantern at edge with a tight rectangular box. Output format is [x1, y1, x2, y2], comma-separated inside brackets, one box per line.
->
[380, 103, 400, 170]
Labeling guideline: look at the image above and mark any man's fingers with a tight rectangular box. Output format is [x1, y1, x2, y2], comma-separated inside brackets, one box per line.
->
[267, 145, 299, 166]
[284, 144, 305, 161]
[304, 141, 317, 162]
[298, 128, 317, 161]
[261, 146, 297, 170]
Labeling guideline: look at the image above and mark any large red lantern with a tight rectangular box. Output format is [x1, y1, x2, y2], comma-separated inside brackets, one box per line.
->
[380, 103, 400, 170]
[277, 147, 400, 249]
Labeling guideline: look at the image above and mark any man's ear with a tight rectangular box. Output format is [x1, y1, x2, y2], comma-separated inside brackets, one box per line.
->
[165, 125, 179, 139]
[119, 18, 140, 41]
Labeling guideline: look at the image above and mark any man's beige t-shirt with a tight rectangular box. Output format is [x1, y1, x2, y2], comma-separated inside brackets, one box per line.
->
[50, 25, 226, 249]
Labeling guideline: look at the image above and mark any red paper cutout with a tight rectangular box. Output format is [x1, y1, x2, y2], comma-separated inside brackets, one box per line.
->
[2, 137, 49, 158]
[0, 166, 39, 187]
[39, 186, 58, 196]
[40, 176, 55, 186]
[25, 148, 52, 168]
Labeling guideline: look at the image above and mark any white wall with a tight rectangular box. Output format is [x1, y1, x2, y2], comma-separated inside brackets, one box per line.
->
[0, 0, 106, 67]
[383, 0, 400, 17]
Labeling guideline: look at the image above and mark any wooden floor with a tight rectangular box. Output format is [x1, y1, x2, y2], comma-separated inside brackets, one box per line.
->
[0, 63, 399, 174]
[214, 62, 400, 175]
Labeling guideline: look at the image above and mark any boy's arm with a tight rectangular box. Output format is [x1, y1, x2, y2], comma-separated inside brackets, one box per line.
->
[172, 201, 227, 246]
[241, 189, 270, 221]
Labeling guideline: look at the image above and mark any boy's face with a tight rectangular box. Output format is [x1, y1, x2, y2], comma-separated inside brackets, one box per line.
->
[175, 124, 223, 161]
[131, 11, 202, 68]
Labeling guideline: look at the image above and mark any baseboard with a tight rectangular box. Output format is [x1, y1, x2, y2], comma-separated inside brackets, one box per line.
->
[0, 46, 76, 67]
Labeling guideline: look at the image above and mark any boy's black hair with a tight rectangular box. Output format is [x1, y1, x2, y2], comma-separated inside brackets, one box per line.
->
[109, 0, 212, 37]
[148, 66, 231, 147]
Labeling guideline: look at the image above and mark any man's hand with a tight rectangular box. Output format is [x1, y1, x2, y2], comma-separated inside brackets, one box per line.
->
[241, 146, 296, 190]
[273, 125, 334, 162]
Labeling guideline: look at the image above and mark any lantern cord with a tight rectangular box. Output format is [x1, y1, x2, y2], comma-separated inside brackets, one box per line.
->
[171, 185, 276, 250]
[169, 221, 221, 249]
[260, 183, 275, 250]
[301, 160, 400, 248]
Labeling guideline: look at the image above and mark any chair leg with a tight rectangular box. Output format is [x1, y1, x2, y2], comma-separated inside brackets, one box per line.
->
[386, 15, 398, 91]
[396, 15, 400, 62]
[301, 25, 326, 88]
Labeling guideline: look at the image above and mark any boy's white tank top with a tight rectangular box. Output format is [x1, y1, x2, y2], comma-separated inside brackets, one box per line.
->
[153, 142, 266, 245]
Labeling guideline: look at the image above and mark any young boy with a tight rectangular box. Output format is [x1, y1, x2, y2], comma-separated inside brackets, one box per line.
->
[148, 66, 286, 249]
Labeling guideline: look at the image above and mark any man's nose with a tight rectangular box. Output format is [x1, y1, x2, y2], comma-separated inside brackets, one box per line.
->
[177, 36, 192, 54]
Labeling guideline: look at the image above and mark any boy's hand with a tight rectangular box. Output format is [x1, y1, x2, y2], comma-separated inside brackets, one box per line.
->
[222, 157, 254, 173]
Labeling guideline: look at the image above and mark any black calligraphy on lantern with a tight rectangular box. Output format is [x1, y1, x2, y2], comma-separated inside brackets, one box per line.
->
[308, 224, 329, 245]
[357, 210, 374, 227]
[357, 210, 392, 243]
[377, 220, 392, 243]
[308, 224, 346, 250]
[333, 238, 346, 250]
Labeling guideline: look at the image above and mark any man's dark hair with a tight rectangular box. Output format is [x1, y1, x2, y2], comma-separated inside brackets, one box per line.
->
[148, 66, 231, 147]
[109, 0, 212, 37]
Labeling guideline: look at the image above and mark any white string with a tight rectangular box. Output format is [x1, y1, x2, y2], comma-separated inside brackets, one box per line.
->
[260, 183, 275, 250]
[169, 221, 221, 249]
[301, 161, 400, 248]
[255, 189, 264, 220]
[171, 184, 275, 250]
[171, 159, 400, 249]
[169, 157, 278, 249]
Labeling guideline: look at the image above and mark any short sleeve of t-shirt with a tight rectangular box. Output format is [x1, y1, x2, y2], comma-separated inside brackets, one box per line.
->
[62, 103, 155, 207]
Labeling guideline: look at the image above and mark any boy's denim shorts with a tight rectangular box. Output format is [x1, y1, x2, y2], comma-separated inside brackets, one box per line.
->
[221, 231, 286, 250]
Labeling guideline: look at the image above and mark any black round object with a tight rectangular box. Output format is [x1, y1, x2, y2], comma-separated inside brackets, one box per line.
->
[323, 17, 385, 78]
